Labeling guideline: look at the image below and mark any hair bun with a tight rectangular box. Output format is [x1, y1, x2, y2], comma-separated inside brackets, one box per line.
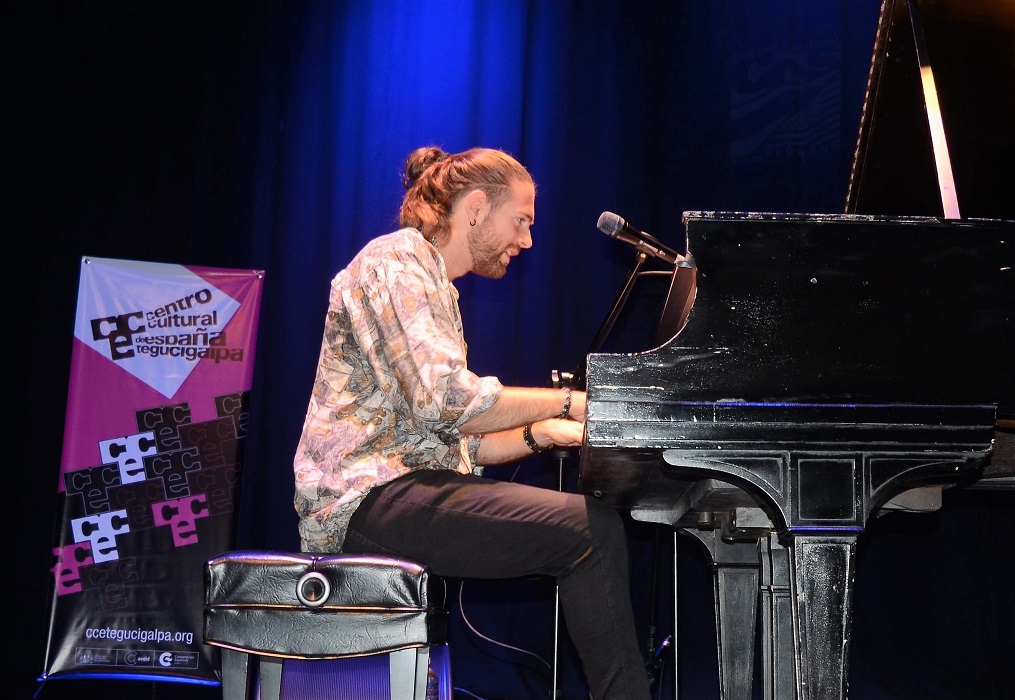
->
[402, 145, 449, 188]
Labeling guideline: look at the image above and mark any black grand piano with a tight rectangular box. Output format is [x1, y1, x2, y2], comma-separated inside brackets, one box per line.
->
[578, 1, 1014, 699]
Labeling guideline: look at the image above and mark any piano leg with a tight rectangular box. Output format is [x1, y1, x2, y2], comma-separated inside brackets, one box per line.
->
[759, 534, 796, 700]
[681, 528, 760, 700]
[679, 529, 856, 700]
[788, 535, 856, 700]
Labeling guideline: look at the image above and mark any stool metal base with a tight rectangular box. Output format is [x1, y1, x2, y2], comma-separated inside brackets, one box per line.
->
[220, 645, 450, 700]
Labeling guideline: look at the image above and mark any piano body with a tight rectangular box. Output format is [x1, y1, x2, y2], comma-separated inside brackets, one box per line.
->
[578, 1, 1014, 699]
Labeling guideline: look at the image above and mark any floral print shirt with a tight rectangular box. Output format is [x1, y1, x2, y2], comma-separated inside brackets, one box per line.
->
[294, 227, 503, 552]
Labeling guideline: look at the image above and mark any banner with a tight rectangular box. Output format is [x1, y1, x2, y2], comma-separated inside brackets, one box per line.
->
[39, 256, 265, 688]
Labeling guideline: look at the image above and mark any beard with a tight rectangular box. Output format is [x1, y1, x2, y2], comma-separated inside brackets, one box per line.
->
[468, 217, 508, 279]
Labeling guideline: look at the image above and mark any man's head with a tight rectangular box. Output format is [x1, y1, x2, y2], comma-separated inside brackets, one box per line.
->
[399, 146, 536, 279]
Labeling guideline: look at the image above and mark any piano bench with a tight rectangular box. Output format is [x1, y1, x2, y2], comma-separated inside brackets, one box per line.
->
[203, 550, 450, 700]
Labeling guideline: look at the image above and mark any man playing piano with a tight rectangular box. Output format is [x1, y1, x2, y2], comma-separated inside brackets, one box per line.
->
[293, 145, 652, 699]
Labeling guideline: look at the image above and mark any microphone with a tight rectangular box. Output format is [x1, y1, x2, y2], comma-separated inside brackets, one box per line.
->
[597, 211, 683, 265]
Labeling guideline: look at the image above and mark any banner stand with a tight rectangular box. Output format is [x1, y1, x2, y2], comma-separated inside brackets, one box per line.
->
[38, 256, 265, 691]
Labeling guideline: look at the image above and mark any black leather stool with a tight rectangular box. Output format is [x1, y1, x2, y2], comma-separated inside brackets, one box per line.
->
[203, 550, 448, 700]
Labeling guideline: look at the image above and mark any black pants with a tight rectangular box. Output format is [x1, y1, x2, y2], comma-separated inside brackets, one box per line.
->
[344, 468, 652, 700]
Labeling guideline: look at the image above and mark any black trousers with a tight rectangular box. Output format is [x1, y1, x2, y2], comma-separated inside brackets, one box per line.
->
[344, 468, 652, 700]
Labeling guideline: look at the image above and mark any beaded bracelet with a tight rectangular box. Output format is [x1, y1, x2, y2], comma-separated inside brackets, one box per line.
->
[560, 386, 573, 420]
[523, 423, 550, 453]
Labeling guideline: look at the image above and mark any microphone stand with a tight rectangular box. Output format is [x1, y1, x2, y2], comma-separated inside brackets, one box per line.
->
[549, 369, 571, 700]
[575, 251, 650, 386]
[549, 249, 668, 699]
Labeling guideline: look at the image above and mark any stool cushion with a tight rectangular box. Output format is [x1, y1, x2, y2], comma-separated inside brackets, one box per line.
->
[204, 550, 447, 659]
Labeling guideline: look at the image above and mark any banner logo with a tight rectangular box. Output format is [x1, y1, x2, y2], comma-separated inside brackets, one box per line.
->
[74, 258, 241, 398]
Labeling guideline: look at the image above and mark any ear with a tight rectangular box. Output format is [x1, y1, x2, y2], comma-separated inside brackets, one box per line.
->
[464, 189, 488, 221]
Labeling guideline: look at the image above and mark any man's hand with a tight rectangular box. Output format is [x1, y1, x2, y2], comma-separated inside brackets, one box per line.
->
[532, 418, 585, 448]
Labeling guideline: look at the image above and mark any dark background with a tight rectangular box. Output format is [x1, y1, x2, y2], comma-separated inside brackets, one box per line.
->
[7, 1, 1013, 699]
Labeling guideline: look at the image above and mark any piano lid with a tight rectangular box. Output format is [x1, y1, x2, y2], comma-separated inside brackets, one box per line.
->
[845, 0, 1015, 220]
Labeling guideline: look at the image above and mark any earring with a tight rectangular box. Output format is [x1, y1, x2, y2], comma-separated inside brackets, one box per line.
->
[469, 219, 476, 227]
